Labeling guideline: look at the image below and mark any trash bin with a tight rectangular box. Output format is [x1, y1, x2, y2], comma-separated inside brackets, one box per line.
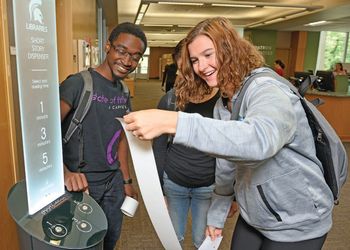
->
[7, 181, 107, 250]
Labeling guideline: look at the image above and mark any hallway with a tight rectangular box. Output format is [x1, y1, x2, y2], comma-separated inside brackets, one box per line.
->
[116, 79, 350, 250]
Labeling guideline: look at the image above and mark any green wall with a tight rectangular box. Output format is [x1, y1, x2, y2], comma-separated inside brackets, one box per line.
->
[244, 29, 320, 73]
[244, 29, 277, 67]
[304, 31, 320, 73]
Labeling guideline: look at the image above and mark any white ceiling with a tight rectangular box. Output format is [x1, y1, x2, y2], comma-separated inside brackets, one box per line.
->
[102, 0, 350, 47]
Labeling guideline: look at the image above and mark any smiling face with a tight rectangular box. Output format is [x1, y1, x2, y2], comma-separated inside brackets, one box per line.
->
[188, 35, 218, 87]
[106, 33, 144, 79]
[335, 63, 342, 71]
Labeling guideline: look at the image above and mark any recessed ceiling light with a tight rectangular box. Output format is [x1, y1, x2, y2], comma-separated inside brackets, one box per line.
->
[211, 3, 255, 8]
[305, 20, 328, 26]
[263, 6, 305, 10]
[178, 24, 195, 28]
[144, 24, 173, 27]
[157, 1, 204, 6]
[264, 18, 285, 24]
[140, 4, 149, 13]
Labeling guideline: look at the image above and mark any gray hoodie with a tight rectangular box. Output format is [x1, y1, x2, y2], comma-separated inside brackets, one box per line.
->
[173, 68, 334, 242]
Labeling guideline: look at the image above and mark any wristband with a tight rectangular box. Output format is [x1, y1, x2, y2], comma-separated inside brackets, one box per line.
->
[123, 178, 132, 184]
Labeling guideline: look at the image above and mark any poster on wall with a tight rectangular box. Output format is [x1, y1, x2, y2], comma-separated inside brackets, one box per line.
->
[12, 0, 65, 215]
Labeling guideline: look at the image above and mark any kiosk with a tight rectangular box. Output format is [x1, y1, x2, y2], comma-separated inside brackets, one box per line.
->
[8, 181, 107, 250]
[8, 2, 107, 249]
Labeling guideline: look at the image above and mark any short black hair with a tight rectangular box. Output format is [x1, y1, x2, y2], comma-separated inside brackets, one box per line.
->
[172, 39, 185, 63]
[275, 59, 285, 69]
[108, 22, 147, 53]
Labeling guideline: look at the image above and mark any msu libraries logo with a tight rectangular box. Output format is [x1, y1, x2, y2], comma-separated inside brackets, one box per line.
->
[26, 0, 47, 32]
[29, 0, 43, 24]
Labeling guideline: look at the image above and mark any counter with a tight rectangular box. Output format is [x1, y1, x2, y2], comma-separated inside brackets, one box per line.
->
[305, 89, 350, 142]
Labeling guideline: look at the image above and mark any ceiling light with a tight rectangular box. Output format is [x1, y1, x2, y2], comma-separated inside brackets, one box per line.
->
[305, 20, 328, 26]
[144, 24, 174, 27]
[247, 23, 265, 28]
[212, 3, 255, 8]
[262, 6, 305, 10]
[140, 4, 149, 13]
[178, 24, 195, 28]
[134, 3, 149, 25]
[264, 18, 285, 24]
[285, 11, 310, 19]
[157, 1, 204, 6]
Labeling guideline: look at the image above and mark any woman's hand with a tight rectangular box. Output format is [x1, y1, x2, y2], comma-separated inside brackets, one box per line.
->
[123, 109, 178, 140]
[205, 225, 223, 241]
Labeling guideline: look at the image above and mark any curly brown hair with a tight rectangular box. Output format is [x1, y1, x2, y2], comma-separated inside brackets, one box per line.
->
[175, 17, 265, 110]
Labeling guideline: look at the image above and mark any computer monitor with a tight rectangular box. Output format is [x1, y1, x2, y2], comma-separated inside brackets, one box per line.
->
[315, 70, 335, 91]
[293, 71, 313, 87]
[342, 63, 350, 73]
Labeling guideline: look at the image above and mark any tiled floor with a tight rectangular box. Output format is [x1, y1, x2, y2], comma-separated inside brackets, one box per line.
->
[116, 79, 350, 250]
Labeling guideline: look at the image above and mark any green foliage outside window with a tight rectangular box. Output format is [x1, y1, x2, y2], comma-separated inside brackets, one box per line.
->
[323, 31, 347, 70]
[346, 38, 350, 63]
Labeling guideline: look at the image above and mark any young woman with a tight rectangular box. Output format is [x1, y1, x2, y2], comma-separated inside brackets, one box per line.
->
[333, 62, 347, 76]
[153, 39, 223, 248]
[124, 17, 333, 250]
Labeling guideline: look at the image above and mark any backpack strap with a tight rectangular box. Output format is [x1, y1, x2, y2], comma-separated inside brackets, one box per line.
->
[166, 88, 176, 111]
[231, 69, 273, 120]
[164, 88, 176, 146]
[231, 67, 317, 120]
[119, 79, 130, 95]
[62, 70, 93, 144]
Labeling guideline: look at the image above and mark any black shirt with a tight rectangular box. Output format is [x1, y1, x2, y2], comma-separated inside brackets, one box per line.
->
[153, 90, 220, 188]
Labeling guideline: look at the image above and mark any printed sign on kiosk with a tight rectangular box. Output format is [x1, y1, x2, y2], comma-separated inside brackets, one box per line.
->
[13, 0, 65, 215]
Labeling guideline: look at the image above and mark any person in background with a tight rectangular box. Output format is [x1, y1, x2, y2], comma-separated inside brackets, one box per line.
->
[333, 62, 347, 76]
[123, 17, 333, 250]
[274, 59, 285, 77]
[153, 39, 232, 248]
[161, 48, 180, 92]
[60, 22, 147, 250]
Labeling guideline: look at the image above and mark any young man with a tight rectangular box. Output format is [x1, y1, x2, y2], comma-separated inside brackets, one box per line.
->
[60, 22, 147, 250]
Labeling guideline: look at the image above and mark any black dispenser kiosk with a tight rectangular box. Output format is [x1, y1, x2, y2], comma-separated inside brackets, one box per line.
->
[8, 181, 107, 250]
[8, 1, 108, 249]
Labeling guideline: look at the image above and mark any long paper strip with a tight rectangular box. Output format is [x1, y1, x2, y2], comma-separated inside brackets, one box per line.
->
[117, 118, 182, 250]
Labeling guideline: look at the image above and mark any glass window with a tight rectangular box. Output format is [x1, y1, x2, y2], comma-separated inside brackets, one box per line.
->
[346, 35, 350, 63]
[323, 31, 347, 70]
[140, 56, 148, 74]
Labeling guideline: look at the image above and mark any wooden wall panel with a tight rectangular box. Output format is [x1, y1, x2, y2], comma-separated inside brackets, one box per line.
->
[0, 0, 19, 249]
[306, 93, 350, 142]
[149, 47, 175, 79]
[290, 31, 307, 75]
[56, 0, 74, 82]
[72, 0, 97, 42]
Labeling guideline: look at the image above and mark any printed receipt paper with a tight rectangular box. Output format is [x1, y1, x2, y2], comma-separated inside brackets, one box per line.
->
[117, 118, 181, 250]
[198, 236, 223, 250]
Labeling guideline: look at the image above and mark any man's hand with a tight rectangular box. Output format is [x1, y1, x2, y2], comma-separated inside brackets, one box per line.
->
[124, 184, 138, 200]
[64, 168, 89, 193]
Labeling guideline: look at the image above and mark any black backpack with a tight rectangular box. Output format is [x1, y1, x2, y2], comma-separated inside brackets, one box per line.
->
[62, 70, 93, 144]
[231, 67, 348, 204]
